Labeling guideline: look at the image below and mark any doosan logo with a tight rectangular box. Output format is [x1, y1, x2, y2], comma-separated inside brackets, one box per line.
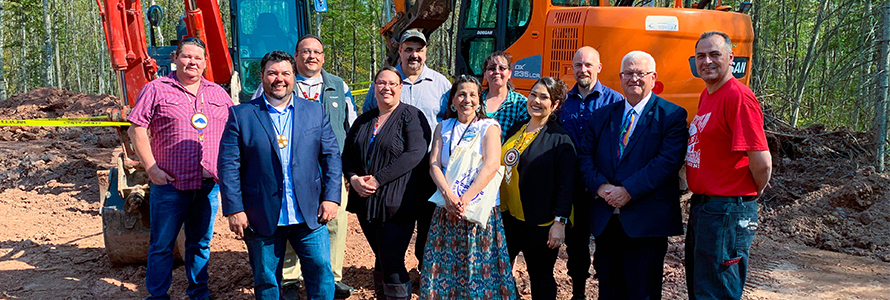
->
[687, 57, 750, 79]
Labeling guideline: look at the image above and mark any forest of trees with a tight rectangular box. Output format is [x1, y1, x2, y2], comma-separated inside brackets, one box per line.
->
[0, 0, 885, 133]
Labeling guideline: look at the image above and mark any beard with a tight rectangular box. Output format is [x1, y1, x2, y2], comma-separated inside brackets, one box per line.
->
[264, 82, 293, 100]
[405, 58, 422, 71]
[576, 76, 592, 89]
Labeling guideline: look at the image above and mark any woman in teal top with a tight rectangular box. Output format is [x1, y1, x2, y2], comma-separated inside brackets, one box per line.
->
[481, 51, 529, 142]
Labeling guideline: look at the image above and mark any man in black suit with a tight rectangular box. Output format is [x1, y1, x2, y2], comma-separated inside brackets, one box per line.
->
[578, 51, 688, 299]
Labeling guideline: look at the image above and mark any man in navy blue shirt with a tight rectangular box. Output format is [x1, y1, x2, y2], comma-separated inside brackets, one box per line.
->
[558, 46, 624, 300]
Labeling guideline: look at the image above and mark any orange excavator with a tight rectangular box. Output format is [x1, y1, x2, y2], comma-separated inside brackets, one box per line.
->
[382, 0, 754, 121]
[96, 0, 752, 264]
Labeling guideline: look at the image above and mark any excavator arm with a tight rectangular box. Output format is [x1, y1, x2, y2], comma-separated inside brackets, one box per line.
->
[380, 0, 454, 66]
[95, 0, 234, 265]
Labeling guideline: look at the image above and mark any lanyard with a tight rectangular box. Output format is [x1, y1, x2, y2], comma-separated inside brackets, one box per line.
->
[447, 116, 478, 158]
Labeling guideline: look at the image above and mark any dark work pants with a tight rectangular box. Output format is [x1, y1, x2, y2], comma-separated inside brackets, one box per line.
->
[566, 195, 593, 294]
[413, 200, 436, 270]
[593, 215, 668, 300]
[358, 217, 415, 284]
[411, 155, 437, 270]
[503, 213, 559, 300]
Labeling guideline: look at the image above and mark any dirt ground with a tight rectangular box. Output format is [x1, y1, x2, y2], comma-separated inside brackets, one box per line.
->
[0, 88, 888, 299]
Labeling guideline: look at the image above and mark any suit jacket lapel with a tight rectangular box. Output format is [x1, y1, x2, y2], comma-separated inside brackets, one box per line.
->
[618, 95, 658, 165]
[290, 99, 303, 167]
[609, 103, 623, 168]
[253, 102, 280, 162]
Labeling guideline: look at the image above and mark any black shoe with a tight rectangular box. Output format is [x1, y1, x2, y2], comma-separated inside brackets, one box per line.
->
[334, 281, 354, 299]
[281, 281, 302, 300]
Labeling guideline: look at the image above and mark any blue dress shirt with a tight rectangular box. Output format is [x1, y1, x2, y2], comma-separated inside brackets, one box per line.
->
[559, 80, 625, 144]
[264, 94, 305, 226]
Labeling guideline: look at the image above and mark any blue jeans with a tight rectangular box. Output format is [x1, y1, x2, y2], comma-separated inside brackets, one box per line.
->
[685, 195, 758, 300]
[243, 223, 334, 300]
[146, 180, 219, 300]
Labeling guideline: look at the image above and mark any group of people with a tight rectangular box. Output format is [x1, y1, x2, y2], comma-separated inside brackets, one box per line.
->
[128, 27, 770, 300]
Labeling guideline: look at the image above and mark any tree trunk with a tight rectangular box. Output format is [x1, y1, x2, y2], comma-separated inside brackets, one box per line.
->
[95, 18, 105, 94]
[20, 17, 28, 92]
[42, 0, 53, 87]
[52, 0, 61, 88]
[876, 2, 890, 172]
[789, 0, 830, 127]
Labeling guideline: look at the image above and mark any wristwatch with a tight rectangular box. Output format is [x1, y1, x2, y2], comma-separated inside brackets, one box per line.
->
[554, 216, 568, 225]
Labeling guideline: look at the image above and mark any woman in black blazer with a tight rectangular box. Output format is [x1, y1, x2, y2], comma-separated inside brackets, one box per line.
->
[341, 66, 430, 299]
[499, 77, 576, 300]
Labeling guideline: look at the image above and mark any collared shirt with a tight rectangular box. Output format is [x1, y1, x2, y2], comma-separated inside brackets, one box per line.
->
[612, 92, 652, 214]
[622, 92, 652, 139]
[264, 94, 305, 226]
[363, 64, 451, 133]
[127, 72, 232, 191]
[559, 80, 625, 144]
[253, 74, 358, 126]
[481, 89, 529, 142]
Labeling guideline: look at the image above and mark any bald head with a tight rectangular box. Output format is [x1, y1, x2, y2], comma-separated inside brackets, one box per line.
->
[572, 46, 603, 90]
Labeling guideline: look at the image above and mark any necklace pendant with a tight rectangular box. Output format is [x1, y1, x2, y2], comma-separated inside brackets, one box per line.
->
[277, 134, 288, 149]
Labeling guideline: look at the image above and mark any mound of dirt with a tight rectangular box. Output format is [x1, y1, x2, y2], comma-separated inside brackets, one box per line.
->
[0, 87, 121, 148]
[762, 119, 890, 261]
[0, 88, 120, 193]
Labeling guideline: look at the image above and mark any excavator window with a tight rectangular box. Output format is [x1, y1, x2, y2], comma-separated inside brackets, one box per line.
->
[466, 37, 496, 75]
[465, 0, 498, 28]
[234, 0, 308, 97]
[506, 0, 531, 47]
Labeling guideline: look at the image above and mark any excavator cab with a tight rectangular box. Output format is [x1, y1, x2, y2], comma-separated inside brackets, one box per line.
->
[144, 0, 310, 102]
[232, 0, 311, 101]
[454, 0, 753, 122]
[455, 0, 534, 77]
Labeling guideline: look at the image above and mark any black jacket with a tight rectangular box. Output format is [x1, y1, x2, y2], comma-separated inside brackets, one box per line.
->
[342, 104, 431, 222]
[505, 118, 576, 226]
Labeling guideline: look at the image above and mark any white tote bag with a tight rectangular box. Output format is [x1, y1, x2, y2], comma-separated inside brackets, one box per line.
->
[428, 122, 504, 227]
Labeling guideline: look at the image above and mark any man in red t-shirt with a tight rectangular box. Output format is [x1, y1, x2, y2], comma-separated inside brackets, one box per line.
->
[684, 31, 772, 300]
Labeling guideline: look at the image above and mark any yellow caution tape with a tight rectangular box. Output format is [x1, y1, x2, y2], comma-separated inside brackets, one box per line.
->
[0, 119, 131, 127]
[35, 116, 108, 121]
[352, 88, 369, 95]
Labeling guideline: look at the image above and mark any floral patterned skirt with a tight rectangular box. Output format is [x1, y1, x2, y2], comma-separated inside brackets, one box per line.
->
[420, 206, 518, 300]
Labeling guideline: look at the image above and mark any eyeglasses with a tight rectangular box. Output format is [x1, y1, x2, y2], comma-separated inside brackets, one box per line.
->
[485, 65, 510, 72]
[375, 81, 400, 88]
[298, 48, 324, 56]
[619, 71, 654, 79]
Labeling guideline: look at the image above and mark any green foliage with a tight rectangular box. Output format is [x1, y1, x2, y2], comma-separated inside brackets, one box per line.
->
[0, 0, 883, 135]
[749, 0, 882, 130]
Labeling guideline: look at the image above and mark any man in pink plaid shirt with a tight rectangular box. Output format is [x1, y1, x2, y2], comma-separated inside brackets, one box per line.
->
[127, 37, 232, 300]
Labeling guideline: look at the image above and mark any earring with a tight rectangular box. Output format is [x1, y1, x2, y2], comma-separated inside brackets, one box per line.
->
[450, 104, 456, 112]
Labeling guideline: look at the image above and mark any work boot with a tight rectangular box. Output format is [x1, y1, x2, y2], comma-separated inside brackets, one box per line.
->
[373, 271, 386, 299]
[333, 281, 354, 299]
[281, 280, 302, 300]
[383, 281, 412, 300]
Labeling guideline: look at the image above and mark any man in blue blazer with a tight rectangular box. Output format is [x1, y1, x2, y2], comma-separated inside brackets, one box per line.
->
[578, 51, 688, 299]
[218, 51, 341, 300]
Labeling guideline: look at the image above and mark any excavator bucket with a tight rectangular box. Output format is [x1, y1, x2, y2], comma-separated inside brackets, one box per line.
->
[100, 150, 184, 265]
